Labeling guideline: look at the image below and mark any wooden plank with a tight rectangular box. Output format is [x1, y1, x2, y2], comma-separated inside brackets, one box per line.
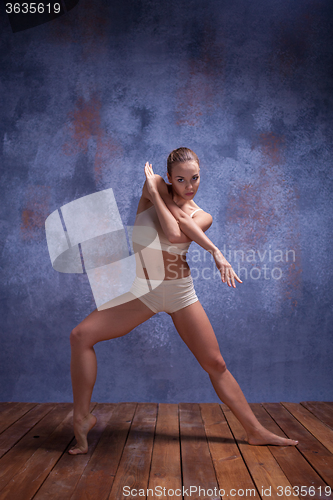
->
[0, 402, 37, 434]
[148, 404, 182, 500]
[70, 403, 137, 500]
[0, 403, 55, 458]
[0, 403, 19, 415]
[0, 401, 330, 499]
[34, 404, 114, 499]
[179, 403, 220, 500]
[250, 404, 328, 500]
[300, 402, 333, 429]
[222, 405, 299, 500]
[108, 403, 157, 500]
[200, 403, 257, 498]
[0, 403, 98, 500]
[263, 403, 333, 488]
[282, 403, 333, 454]
[0, 403, 82, 499]
[0, 403, 73, 492]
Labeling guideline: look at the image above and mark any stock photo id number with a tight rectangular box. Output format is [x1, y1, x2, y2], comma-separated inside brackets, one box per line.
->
[5, 0, 79, 32]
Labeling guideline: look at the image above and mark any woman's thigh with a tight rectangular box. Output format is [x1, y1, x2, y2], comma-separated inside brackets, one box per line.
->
[170, 301, 224, 368]
[72, 294, 155, 347]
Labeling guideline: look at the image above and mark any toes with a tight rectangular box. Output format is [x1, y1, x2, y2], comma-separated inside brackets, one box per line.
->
[247, 432, 299, 446]
[68, 446, 87, 455]
[280, 438, 298, 446]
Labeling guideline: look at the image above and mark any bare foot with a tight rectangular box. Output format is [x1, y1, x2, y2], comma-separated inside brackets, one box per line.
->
[68, 413, 97, 455]
[247, 427, 298, 446]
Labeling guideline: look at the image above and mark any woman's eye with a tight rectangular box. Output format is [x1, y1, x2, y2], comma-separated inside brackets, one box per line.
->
[177, 177, 198, 182]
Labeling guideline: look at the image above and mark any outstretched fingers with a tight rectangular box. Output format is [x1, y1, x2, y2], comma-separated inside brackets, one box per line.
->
[230, 268, 242, 286]
[219, 265, 228, 285]
[222, 266, 243, 288]
[226, 267, 232, 287]
[213, 251, 241, 288]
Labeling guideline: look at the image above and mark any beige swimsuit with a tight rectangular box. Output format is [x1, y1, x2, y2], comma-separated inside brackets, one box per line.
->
[129, 205, 203, 314]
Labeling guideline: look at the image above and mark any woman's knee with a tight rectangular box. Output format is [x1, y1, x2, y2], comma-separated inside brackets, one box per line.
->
[201, 354, 227, 376]
[70, 325, 92, 349]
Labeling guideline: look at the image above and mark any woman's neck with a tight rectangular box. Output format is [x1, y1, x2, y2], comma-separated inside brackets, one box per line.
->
[168, 184, 191, 209]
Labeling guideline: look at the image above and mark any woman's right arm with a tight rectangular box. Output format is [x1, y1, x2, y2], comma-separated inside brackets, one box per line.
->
[142, 172, 214, 246]
[143, 166, 242, 287]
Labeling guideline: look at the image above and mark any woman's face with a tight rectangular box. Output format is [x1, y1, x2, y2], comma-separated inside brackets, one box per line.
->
[167, 161, 200, 201]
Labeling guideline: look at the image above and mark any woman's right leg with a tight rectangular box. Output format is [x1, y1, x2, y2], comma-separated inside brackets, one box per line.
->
[69, 296, 155, 454]
[170, 301, 298, 446]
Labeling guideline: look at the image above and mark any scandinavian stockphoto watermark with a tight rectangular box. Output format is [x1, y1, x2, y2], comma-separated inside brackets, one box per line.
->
[164, 244, 296, 281]
[45, 188, 166, 311]
[45, 189, 297, 312]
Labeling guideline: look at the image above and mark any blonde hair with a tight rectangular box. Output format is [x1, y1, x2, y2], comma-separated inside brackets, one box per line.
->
[167, 147, 200, 176]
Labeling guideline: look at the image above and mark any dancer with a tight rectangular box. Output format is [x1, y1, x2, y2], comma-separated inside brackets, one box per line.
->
[69, 147, 298, 454]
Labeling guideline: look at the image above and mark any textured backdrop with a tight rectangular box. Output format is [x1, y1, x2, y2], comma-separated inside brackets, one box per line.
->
[1, 0, 332, 403]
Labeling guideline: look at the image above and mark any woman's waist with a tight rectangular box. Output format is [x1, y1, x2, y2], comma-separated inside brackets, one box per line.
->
[134, 273, 193, 284]
[137, 252, 190, 268]
[136, 259, 191, 280]
[133, 243, 189, 261]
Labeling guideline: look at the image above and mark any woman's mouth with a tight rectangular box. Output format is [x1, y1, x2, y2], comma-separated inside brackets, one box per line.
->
[185, 192, 194, 196]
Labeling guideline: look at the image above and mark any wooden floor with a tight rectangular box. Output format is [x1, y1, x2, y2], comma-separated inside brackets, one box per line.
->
[0, 402, 332, 500]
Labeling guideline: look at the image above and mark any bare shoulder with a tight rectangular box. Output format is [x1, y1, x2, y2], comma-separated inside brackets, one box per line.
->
[139, 174, 167, 214]
[137, 178, 153, 214]
[154, 175, 170, 194]
[136, 195, 152, 215]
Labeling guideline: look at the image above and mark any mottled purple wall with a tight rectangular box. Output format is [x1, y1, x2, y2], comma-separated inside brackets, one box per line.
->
[1, 0, 332, 403]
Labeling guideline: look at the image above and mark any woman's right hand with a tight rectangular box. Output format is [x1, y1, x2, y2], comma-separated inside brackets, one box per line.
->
[212, 248, 243, 288]
[144, 162, 159, 199]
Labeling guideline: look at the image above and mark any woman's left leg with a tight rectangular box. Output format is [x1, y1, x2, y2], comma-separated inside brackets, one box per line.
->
[170, 301, 298, 446]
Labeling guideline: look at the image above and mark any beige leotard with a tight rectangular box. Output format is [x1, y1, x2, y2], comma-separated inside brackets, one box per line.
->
[129, 205, 202, 312]
[133, 205, 203, 255]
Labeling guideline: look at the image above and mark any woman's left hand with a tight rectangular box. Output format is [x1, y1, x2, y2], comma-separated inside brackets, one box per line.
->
[213, 248, 243, 288]
[144, 162, 159, 197]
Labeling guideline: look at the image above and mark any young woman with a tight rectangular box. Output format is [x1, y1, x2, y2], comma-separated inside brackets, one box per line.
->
[69, 147, 298, 454]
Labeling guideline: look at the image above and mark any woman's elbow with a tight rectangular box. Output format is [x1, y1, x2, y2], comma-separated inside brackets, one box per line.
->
[168, 230, 191, 244]
[167, 232, 181, 244]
